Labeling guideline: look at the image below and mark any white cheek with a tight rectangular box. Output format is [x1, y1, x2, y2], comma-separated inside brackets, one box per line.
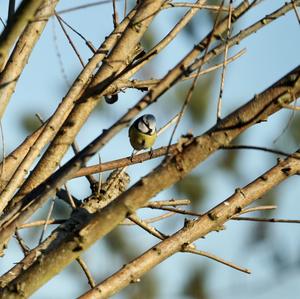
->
[138, 122, 148, 133]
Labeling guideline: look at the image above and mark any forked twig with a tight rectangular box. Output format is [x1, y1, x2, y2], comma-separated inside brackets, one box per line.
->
[54, 11, 85, 67]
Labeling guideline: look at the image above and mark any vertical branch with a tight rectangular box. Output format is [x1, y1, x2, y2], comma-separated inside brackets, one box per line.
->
[167, 1, 225, 149]
[112, 0, 119, 28]
[216, 0, 233, 120]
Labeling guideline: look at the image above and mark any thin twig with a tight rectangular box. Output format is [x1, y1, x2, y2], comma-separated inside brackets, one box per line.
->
[150, 205, 300, 226]
[58, 0, 122, 14]
[64, 184, 77, 209]
[71, 145, 175, 178]
[19, 219, 66, 229]
[127, 213, 167, 240]
[54, 11, 85, 67]
[164, 2, 229, 12]
[76, 257, 96, 288]
[72, 138, 300, 179]
[38, 198, 56, 244]
[97, 154, 102, 196]
[166, 0, 225, 151]
[69, 139, 97, 186]
[231, 217, 300, 223]
[222, 144, 299, 159]
[238, 205, 277, 215]
[183, 245, 251, 274]
[157, 114, 180, 136]
[144, 199, 191, 207]
[273, 99, 298, 144]
[280, 103, 300, 111]
[149, 205, 278, 219]
[51, 19, 71, 86]
[216, 0, 232, 120]
[150, 206, 202, 217]
[18, 212, 176, 229]
[0, 16, 6, 27]
[122, 212, 175, 225]
[291, 0, 300, 24]
[14, 231, 30, 256]
[107, 49, 246, 93]
[54, 13, 96, 53]
[112, 0, 119, 28]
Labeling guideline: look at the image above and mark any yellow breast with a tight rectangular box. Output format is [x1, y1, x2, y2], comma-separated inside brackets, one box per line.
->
[129, 126, 157, 150]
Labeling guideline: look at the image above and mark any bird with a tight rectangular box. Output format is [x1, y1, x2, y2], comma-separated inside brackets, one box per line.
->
[128, 114, 157, 157]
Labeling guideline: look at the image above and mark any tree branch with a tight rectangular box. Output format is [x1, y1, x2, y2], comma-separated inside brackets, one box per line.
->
[0, 4, 138, 213]
[0, 0, 45, 71]
[77, 149, 300, 298]
[1, 64, 299, 297]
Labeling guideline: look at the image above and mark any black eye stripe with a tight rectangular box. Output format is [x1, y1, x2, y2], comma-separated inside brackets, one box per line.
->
[142, 118, 151, 130]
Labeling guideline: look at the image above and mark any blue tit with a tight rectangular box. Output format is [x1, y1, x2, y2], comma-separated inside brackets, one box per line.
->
[129, 114, 157, 151]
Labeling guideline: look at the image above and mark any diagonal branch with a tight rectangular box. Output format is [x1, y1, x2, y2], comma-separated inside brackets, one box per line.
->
[77, 150, 300, 298]
[0, 0, 59, 118]
[1, 56, 299, 255]
[183, 245, 251, 274]
[0, 0, 256, 214]
[0, 169, 130, 291]
[0, 4, 138, 213]
[1, 65, 299, 297]
[0, 0, 45, 72]
[6, 0, 165, 211]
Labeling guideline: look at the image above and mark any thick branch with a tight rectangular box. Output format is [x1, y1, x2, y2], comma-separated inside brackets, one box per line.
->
[0, 0, 59, 119]
[0, 0, 45, 72]
[8, 0, 165, 209]
[0, 5, 138, 213]
[0, 0, 255, 216]
[79, 151, 300, 298]
[1, 66, 299, 297]
[0, 169, 129, 291]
